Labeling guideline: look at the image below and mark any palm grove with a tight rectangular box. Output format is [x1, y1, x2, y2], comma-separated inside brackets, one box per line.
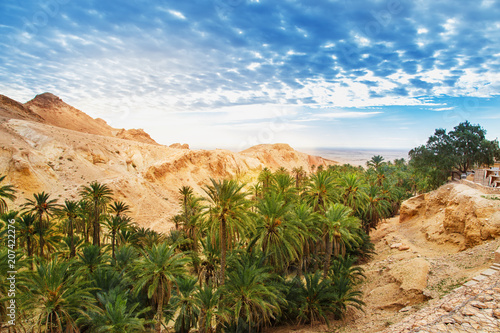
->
[0, 121, 498, 333]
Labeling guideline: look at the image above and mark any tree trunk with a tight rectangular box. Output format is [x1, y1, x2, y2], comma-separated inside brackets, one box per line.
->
[27, 236, 32, 257]
[39, 214, 45, 258]
[69, 218, 75, 258]
[220, 216, 227, 285]
[156, 282, 164, 333]
[323, 233, 332, 278]
[111, 230, 116, 260]
[93, 201, 100, 246]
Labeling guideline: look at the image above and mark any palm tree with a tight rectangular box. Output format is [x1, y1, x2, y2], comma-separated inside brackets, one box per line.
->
[337, 173, 367, 213]
[77, 244, 106, 273]
[197, 285, 225, 333]
[16, 213, 37, 258]
[258, 168, 273, 194]
[108, 201, 130, 217]
[93, 291, 150, 333]
[291, 166, 306, 190]
[59, 200, 79, 258]
[253, 192, 305, 272]
[80, 182, 113, 246]
[291, 203, 320, 274]
[271, 173, 297, 203]
[113, 245, 139, 273]
[104, 215, 131, 260]
[77, 199, 93, 243]
[22, 192, 59, 257]
[134, 242, 189, 333]
[202, 178, 253, 285]
[329, 274, 365, 320]
[222, 258, 281, 331]
[0, 175, 16, 214]
[305, 172, 335, 213]
[297, 272, 337, 327]
[366, 155, 385, 169]
[361, 184, 392, 232]
[198, 235, 220, 287]
[172, 277, 201, 333]
[177, 188, 203, 259]
[23, 258, 98, 332]
[322, 203, 361, 277]
[179, 186, 194, 221]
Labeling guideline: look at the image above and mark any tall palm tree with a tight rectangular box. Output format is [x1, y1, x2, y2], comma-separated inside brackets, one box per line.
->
[59, 200, 79, 258]
[108, 201, 130, 217]
[222, 258, 282, 331]
[253, 192, 305, 272]
[172, 277, 201, 333]
[23, 258, 98, 332]
[134, 242, 189, 333]
[77, 199, 93, 243]
[305, 172, 335, 213]
[202, 178, 253, 285]
[198, 235, 220, 287]
[104, 215, 132, 260]
[22, 192, 59, 257]
[258, 168, 273, 194]
[197, 285, 226, 333]
[291, 166, 306, 191]
[337, 173, 367, 213]
[179, 186, 194, 221]
[177, 188, 203, 257]
[16, 213, 37, 258]
[80, 182, 113, 246]
[361, 184, 392, 232]
[271, 173, 297, 203]
[322, 203, 361, 277]
[366, 155, 385, 169]
[0, 175, 16, 214]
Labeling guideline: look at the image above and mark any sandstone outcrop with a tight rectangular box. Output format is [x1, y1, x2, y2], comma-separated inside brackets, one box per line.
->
[399, 183, 500, 249]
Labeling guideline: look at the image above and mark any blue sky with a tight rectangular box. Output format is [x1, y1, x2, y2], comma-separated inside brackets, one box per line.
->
[1, 0, 499, 150]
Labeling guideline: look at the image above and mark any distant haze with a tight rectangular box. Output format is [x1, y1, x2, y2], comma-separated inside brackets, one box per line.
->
[301, 148, 409, 167]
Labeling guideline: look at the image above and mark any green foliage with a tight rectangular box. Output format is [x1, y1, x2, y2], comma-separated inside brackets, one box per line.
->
[409, 121, 500, 190]
[0, 160, 418, 332]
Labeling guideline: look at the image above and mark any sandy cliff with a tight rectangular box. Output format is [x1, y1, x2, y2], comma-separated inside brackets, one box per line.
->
[0, 93, 336, 232]
[399, 183, 500, 249]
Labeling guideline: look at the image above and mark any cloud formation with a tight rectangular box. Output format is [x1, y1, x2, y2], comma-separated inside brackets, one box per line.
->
[0, 0, 499, 149]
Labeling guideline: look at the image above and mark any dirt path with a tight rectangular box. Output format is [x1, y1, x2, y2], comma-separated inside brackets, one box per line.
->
[267, 216, 500, 333]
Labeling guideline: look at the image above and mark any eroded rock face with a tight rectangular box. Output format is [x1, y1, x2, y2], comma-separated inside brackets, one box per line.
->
[399, 183, 500, 248]
[366, 258, 431, 310]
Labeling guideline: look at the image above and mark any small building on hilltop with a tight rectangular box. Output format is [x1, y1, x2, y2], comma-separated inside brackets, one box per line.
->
[474, 161, 500, 187]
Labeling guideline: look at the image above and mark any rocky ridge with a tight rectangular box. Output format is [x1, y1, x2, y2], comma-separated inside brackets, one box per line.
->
[0, 93, 336, 232]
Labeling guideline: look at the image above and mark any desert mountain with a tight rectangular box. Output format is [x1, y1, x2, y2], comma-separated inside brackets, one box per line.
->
[24, 92, 158, 145]
[0, 93, 336, 232]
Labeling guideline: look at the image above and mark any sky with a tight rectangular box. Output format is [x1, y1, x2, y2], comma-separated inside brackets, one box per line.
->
[1, 0, 500, 151]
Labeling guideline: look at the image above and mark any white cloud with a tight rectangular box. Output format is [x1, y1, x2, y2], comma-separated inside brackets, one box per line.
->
[316, 111, 383, 119]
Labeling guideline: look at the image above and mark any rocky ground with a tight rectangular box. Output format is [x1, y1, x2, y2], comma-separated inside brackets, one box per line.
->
[267, 214, 500, 333]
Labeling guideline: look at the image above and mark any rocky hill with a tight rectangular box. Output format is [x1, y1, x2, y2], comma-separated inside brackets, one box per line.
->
[0, 93, 336, 232]
[400, 182, 500, 249]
